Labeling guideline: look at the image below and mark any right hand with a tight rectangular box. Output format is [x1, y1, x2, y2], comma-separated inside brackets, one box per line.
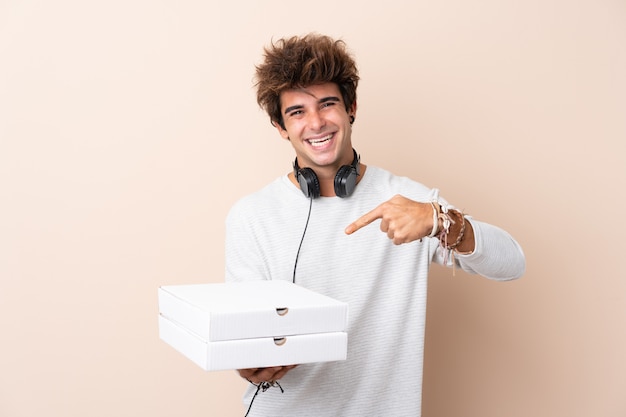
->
[238, 365, 298, 384]
[345, 194, 436, 245]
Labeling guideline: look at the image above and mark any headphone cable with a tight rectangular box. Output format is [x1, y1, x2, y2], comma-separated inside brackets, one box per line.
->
[292, 196, 313, 284]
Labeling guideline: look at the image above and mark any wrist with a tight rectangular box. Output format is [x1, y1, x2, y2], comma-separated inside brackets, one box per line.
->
[444, 210, 465, 248]
[431, 204, 473, 252]
[445, 210, 475, 253]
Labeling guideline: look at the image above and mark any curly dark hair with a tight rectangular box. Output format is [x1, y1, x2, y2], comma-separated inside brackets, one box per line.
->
[255, 33, 360, 129]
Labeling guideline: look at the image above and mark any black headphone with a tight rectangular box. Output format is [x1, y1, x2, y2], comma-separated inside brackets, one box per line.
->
[293, 148, 361, 198]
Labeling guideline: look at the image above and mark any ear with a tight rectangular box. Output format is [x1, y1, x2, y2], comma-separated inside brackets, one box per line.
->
[274, 120, 290, 140]
[349, 100, 357, 116]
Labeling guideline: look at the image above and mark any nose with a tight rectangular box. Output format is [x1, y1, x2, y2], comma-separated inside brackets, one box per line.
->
[306, 110, 325, 131]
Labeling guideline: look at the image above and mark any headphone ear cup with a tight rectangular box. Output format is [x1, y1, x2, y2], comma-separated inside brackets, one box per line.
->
[297, 167, 320, 199]
[334, 165, 358, 198]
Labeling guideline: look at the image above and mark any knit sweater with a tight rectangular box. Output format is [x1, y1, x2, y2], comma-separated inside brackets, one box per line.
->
[225, 166, 525, 416]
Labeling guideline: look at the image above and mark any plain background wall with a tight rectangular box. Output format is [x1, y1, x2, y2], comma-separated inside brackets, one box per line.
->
[1, 0, 624, 416]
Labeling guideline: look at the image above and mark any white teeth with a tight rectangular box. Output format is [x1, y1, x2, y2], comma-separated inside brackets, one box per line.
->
[308, 134, 332, 146]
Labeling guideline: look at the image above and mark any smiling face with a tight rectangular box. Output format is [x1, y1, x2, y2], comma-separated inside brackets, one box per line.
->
[276, 83, 357, 179]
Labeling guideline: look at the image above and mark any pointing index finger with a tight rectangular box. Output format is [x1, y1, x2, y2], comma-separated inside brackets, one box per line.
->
[345, 205, 383, 235]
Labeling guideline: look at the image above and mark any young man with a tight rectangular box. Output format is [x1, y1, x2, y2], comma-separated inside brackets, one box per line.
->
[225, 33, 525, 416]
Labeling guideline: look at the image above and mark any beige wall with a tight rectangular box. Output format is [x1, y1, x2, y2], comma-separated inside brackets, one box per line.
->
[1, 1, 624, 416]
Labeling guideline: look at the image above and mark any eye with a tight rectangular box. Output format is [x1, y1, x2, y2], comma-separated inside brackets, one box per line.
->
[288, 109, 304, 118]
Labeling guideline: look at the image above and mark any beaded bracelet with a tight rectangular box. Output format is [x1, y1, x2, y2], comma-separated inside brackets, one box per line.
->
[445, 210, 466, 251]
[431, 203, 468, 274]
[436, 203, 452, 246]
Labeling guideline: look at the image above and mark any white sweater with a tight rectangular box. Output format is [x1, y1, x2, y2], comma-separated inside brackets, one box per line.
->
[225, 166, 525, 417]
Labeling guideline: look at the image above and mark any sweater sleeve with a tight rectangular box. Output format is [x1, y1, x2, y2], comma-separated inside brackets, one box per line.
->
[435, 217, 526, 281]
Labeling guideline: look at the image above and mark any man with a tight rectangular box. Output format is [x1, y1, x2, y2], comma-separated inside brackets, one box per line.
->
[225, 33, 525, 416]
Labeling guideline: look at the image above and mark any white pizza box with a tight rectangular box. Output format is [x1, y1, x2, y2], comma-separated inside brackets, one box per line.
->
[159, 315, 347, 371]
[158, 280, 349, 371]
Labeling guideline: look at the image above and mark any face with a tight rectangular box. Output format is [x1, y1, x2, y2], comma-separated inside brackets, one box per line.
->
[276, 83, 356, 176]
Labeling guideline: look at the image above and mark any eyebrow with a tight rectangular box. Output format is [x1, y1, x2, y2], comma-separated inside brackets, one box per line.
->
[283, 96, 341, 115]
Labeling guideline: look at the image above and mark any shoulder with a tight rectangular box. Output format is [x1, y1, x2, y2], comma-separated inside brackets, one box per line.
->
[226, 175, 301, 222]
